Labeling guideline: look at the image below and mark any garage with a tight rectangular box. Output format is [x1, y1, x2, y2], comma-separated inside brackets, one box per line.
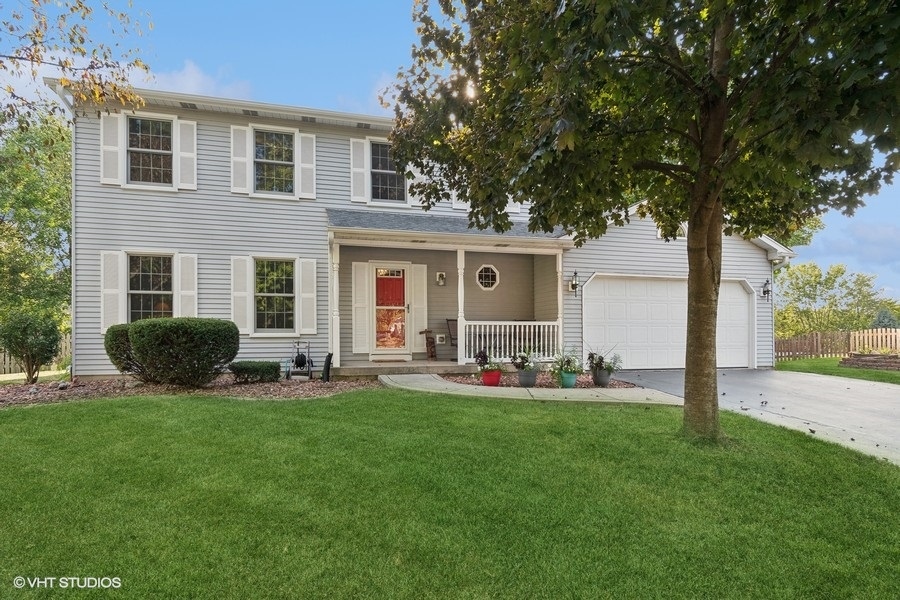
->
[583, 276, 753, 369]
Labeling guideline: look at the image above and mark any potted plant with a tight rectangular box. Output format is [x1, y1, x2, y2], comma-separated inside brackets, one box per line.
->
[474, 348, 503, 386]
[586, 351, 622, 388]
[510, 349, 538, 387]
[549, 348, 583, 388]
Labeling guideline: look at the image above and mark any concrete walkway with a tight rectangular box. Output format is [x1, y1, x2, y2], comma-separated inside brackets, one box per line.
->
[378, 373, 682, 405]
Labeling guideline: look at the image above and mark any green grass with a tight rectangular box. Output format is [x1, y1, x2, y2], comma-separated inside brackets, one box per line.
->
[1, 391, 898, 599]
[776, 357, 900, 384]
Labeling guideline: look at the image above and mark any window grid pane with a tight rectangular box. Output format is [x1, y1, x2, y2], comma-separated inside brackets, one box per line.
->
[255, 259, 295, 331]
[254, 131, 294, 194]
[127, 118, 173, 185]
[128, 255, 173, 322]
[370, 142, 405, 202]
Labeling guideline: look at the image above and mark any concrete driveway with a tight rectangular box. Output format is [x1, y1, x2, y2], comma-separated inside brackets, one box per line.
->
[616, 369, 900, 465]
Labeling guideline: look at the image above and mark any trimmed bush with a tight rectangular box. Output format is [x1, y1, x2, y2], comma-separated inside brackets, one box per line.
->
[229, 361, 281, 384]
[104, 323, 158, 383]
[129, 318, 240, 387]
[0, 312, 61, 384]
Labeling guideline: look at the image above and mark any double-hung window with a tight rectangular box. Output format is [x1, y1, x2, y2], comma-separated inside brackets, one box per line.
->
[128, 118, 173, 185]
[128, 255, 173, 321]
[230, 256, 317, 336]
[231, 125, 316, 199]
[99, 251, 198, 333]
[254, 259, 295, 331]
[254, 131, 295, 195]
[350, 138, 412, 205]
[99, 112, 196, 190]
[370, 141, 406, 202]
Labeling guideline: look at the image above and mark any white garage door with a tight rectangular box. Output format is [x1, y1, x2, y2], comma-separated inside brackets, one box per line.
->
[583, 277, 751, 369]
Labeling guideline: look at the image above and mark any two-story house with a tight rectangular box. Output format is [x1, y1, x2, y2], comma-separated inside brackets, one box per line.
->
[50, 81, 793, 379]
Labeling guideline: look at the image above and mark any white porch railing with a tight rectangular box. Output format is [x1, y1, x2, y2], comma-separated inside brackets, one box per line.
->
[460, 321, 560, 364]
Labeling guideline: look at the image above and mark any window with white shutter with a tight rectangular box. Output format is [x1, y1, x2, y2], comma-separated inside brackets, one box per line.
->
[99, 113, 196, 190]
[231, 125, 316, 200]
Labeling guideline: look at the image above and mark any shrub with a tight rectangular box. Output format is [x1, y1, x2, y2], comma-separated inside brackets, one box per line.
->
[871, 309, 899, 329]
[0, 312, 61, 384]
[129, 318, 240, 387]
[228, 361, 281, 384]
[103, 324, 158, 383]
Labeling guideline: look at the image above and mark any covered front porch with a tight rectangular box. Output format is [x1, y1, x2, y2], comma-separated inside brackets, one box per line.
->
[326, 208, 572, 368]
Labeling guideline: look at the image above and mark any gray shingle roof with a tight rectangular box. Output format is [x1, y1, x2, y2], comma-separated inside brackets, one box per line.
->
[326, 208, 564, 239]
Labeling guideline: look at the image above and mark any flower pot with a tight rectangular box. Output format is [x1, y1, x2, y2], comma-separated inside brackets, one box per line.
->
[481, 370, 502, 386]
[517, 369, 537, 388]
[591, 367, 611, 388]
[559, 371, 577, 388]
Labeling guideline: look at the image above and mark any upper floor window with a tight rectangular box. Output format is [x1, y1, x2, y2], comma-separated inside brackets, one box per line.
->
[128, 255, 173, 322]
[100, 113, 196, 191]
[254, 130, 294, 195]
[350, 138, 412, 205]
[128, 118, 173, 185]
[370, 142, 405, 202]
[231, 125, 316, 200]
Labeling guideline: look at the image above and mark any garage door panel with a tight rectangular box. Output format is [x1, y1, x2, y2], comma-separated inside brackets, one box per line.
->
[584, 278, 751, 369]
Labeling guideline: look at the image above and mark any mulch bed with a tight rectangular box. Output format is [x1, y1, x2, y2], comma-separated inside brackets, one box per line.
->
[0, 376, 381, 410]
[442, 372, 635, 389]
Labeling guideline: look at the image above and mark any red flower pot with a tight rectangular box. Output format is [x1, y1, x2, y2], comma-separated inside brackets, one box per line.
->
[481, 370, 502, 386]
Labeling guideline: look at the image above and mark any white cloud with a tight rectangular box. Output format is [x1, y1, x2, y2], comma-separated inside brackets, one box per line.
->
[145, 60, 253, 100]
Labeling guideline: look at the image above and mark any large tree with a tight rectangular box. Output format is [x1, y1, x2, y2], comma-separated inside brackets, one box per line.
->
[0, 0, 148, 126]
[390, 0, 899, 440]
[0, 115, 71, 323]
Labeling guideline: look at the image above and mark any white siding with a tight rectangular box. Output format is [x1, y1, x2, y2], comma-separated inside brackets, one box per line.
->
[562, 216, 774, 368]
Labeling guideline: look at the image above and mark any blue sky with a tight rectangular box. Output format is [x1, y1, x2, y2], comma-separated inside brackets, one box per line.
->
[126, 1, 899, 297]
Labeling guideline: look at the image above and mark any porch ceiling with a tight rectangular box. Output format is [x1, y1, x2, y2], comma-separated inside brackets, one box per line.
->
[327, 208, 573, 251]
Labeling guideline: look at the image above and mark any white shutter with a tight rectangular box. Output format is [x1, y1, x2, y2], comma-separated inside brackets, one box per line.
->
[100, 251, 126, 332]
[411, 264, 428, 353]
[297, 133, 316, 199]
[175, 253, 198, 317]
[297, 258, 317, 334]
[99, 113, 123, 185]
[350, 138, 368, 203]
[351, 262, 370, 352]
[177, 120, 197, 190]
[231, 126, 251, 194]
[231, 256, 253, 334]
[407, 166, 425, 207]
[451, 189, 468, 210]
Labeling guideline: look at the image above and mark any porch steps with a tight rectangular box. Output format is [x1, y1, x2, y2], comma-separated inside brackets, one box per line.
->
[331, 361, 481, 379]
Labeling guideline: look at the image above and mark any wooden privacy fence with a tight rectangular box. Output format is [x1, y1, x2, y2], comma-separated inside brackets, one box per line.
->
[776, 328, 899, 360]
[0, 334, 71, 375]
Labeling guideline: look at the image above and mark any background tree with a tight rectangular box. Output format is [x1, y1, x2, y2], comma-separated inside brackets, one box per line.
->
[870, 308, 899, 329]
[0, 115, 71, 324]
[0, 0, 148, 127]
[775, 263, 897, 337]
[390, 0, 899, 440]
[773, 215, 825, 248]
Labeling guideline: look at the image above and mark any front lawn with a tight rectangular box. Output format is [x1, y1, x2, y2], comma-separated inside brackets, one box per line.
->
[1, 391, 898, 599]
[776, 356, 900, 384]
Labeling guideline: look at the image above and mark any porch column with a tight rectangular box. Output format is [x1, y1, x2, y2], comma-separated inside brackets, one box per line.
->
[556, 251, 564, 355]
[457, 249, 466, 363]
[330, 241, 341, 367]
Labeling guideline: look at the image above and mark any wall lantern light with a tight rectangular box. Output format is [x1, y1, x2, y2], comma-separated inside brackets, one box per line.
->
[436, 272, 447, 286]
[568, 271, 580, 295]
[761, 279, 771, 301]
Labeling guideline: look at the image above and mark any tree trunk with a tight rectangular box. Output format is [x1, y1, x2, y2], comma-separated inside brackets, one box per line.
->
[682, 13, 732, 441]
[683, 194, 724, 440]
